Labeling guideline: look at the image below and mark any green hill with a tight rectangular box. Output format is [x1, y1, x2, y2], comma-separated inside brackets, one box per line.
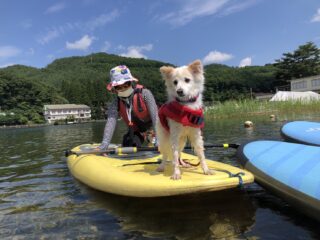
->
[0, 52, 278, 125]
[0, 70, 67, 125]
[43, 53, 170, 111]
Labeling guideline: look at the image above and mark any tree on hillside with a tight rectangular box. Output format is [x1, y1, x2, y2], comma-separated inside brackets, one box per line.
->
[204, 64, 277, 102]
[275, 42, 320, 81]
[0, 72, 67, 124]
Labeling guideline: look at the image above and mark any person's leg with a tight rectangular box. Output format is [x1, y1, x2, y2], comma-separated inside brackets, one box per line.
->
[122, 130, 144, 147]
[132, 132, 144, 147]
[122, 130, 133, 147]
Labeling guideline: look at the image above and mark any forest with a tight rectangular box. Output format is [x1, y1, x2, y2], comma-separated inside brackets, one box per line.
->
[0, 42, 319, 125]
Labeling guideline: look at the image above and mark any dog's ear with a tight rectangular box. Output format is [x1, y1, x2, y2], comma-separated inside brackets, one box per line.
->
[160, 66, 174, 81]
[188, 60, 203, 75]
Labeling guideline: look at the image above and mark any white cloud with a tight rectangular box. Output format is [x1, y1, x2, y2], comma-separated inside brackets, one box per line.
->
[45, 3, 66, 14]
[121, 49, 146, 58]
[203, 50, 233, 65]
[37, 22, 82, 45]
[239, 57, 252, 67]
[311, 8, 320, 22]
[0, 46, 21, 59]
[86, 10, 119, 31]
[157, 0, 228, 27]
[221, 0, 259, 16]
[120, 44, 153, 59]
[38, 29, 60, 45]
[66, 35, 94, 51]
[37, 10, 118, 45]
[101, 41, 111, 52]
[155, 0, 258, 27]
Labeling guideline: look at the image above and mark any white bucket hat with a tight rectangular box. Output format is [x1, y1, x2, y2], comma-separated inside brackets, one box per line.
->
[107, 65, 138, 91]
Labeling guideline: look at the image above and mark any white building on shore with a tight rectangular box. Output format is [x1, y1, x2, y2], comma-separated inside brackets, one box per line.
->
[44, 104, 91, 124]
[290, 75, 320, 93]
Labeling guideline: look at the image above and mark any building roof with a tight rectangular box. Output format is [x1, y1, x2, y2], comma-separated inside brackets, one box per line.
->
[44, 104, 90, 110]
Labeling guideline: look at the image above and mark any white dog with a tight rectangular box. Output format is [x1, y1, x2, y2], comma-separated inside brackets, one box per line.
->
[156, 60, 213, 180]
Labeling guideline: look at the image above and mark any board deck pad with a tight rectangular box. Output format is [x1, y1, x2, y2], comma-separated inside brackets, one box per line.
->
[237, 140, 320, 221]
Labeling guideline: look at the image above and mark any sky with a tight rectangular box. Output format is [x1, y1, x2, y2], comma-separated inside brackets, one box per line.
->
[1, 0, 320, 69]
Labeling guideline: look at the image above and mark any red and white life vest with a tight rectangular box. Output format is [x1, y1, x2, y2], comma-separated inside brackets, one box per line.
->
[118, 84, 152, 131]
[158, 101, 204, 132]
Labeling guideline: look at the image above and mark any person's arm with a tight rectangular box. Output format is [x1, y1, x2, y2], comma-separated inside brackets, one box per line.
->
[98, 98, 118, 150]
[142, 88, 158, 131]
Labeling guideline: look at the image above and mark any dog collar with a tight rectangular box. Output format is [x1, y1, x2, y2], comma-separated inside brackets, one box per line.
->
[175, 94, 199, 103]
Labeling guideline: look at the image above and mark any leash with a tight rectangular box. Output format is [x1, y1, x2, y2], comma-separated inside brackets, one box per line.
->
[122, 160, 161, 166]
[211, 168, 245, 188]
[179, 158, 200, 167]
[178, 159, 245, 187]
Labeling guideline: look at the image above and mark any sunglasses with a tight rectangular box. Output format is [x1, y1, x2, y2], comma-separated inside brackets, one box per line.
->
[114, 82, 131, 91]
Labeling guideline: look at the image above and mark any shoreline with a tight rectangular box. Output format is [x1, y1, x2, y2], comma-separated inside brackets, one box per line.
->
[0, 119, 106, 130]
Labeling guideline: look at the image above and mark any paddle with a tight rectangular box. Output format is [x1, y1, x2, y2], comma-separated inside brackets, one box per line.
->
[65, 143, 240, 157]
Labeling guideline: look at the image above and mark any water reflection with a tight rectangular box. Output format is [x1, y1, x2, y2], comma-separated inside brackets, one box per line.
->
[244, 183, 320, 239]
[43, 124, 95, 151]
[83, 187, 256, 240]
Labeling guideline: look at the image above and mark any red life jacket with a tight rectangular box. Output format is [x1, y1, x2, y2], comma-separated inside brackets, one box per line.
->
[158, 101, 204, 132]
[118, 84, 152, 131]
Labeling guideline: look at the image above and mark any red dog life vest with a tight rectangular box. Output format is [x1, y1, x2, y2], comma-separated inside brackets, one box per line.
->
[118, 84, 152, 131]
[158, 101, 204, 132]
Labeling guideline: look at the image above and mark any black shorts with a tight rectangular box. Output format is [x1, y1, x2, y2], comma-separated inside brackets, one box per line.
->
[122, 130, 145, 147]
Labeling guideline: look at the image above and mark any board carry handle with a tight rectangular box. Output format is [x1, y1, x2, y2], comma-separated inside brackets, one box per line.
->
[65, 143, 240, 157]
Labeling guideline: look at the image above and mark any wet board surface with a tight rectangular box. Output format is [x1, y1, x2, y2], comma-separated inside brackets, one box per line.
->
[281, 121, 320, 146]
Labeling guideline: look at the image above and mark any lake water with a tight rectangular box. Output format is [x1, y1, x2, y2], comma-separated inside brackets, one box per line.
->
[1, 115, 320, 239]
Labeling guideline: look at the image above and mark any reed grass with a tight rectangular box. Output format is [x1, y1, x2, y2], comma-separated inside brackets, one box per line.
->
[204, 100, 320, 119]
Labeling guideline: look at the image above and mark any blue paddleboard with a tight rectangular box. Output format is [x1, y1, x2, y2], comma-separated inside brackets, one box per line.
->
[237, 140, 320, 221]
[281, 121, 320, 146]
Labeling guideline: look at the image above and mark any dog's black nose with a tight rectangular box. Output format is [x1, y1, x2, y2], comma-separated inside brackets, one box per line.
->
[177, 89, 184, 96]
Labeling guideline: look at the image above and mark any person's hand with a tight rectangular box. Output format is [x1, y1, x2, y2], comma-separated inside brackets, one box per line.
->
[93, 147, 101, 151]
[96, 143, 108, 151]
[94, 145, 109, 156]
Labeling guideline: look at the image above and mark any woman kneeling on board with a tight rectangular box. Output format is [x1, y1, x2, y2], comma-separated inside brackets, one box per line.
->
[98, 65, 158, 150]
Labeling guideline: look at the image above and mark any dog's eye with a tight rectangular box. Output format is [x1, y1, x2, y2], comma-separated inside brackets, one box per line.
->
[173, 80, 178, 85]
[185, 78, 190, 83]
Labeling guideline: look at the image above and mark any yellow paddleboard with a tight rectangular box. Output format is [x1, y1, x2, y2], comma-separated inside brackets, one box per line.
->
[67, 144, 254, 197]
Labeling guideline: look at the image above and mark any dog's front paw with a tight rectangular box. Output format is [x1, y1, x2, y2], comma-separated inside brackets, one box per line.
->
[171, 169, 181, 180]
[171, 173, 181, 180]
[156, 165, 165, 172]
[156, 160, 166, 172]
[203, 168, 214, 175]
